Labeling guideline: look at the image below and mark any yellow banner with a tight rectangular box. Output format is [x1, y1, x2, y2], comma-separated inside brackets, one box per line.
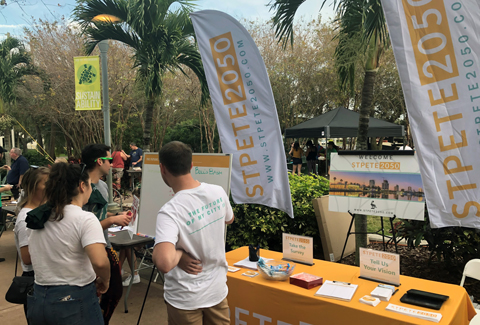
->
[74, 56, 101, 110]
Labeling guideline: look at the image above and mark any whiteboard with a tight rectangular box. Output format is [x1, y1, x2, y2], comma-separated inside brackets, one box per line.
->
[137, 152, 232, 238]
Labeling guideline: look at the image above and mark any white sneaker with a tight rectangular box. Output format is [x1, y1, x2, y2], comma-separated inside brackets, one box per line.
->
[122, 274, 140, 286]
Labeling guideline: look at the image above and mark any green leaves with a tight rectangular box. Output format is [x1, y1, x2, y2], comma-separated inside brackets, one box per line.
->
[227, 173, 329, 256]
[73, 0, 208, 150]
[396, 206, 480, 269]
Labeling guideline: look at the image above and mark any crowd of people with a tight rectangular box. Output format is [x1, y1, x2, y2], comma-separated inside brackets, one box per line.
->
[288, 140, 338, 176]
[2, 141, 234, 325]
[288, 139, 413, 176]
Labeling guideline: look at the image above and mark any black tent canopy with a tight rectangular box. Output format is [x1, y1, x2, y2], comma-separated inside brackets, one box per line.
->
[285, 107, 404, 138]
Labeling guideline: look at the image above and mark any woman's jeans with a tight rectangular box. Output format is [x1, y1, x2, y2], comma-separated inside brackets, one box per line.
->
[22, 271, 34, 324]
[27, 281, 103, 325]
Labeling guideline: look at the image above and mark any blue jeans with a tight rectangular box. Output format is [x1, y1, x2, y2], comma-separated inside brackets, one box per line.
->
[27, 282, 103, 325]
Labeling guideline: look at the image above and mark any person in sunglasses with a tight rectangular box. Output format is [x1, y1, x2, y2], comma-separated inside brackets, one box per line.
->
[81, 144, 132, 324]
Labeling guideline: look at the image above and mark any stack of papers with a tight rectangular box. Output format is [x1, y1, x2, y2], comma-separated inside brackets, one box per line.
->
[233, 257, 272, 270]
[359, 295, 381, 307]
[314, 280, 358, 302]
[386, 303, 442, 323]
[371, 284, 396, 302]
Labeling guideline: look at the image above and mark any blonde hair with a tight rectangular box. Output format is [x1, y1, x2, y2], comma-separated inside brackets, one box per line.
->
[54, 157, 68, 164]
[16, 167, 50, 213]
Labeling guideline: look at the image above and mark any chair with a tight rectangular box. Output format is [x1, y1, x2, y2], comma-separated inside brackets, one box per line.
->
[460, 259, 480, 324]
[131, 245, 164, 284]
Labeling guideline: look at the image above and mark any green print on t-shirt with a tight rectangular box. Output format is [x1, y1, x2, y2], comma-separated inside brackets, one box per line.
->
[185, 197, 225, 229]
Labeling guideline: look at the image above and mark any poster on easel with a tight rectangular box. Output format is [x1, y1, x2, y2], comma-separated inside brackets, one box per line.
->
[137, 152, 232, 238]
[328, 151, 425, 220]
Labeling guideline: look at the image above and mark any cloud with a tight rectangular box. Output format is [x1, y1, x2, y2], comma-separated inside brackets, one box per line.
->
[0, 24, 25, 28]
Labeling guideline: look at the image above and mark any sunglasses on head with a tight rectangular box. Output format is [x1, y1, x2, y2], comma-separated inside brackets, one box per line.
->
[94, 157, 113, 163]
[80, 163, 86, 175]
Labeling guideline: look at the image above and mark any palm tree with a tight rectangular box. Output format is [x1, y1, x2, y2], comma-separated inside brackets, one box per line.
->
[0, 36, 38, 164]
[74, 0, 209, 151]
[271, 0, 388, 264]
[270, 0, 387, 149]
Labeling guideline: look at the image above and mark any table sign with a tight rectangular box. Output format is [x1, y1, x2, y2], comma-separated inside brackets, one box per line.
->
[359, 248, 400, 286]
[127, 195, 139, 239]
[282, 233, 313, 265]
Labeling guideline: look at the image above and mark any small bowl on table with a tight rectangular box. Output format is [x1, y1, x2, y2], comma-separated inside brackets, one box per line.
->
[257, 258, 296, 281]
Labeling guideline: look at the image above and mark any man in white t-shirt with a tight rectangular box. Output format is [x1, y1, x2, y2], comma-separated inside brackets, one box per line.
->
[153, 141, 234, 325]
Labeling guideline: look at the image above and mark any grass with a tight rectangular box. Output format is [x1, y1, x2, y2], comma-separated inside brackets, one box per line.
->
[366, 215, 394, 235]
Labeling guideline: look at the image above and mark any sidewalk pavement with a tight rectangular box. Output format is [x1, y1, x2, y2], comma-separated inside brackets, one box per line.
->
[0, 227, 167, 325]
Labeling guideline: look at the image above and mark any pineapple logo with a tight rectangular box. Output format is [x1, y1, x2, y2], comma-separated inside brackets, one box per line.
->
[77, 64, 97, 85]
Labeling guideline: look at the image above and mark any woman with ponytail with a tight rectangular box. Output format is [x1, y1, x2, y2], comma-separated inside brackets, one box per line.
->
[14, 167, 49, 321]
[25, 163, 110, 325]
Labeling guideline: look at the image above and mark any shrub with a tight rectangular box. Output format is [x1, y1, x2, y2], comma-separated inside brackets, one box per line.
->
[24, 150, 51, 167]
[227, 173, 329, 258]
[397, 205, 480, 270]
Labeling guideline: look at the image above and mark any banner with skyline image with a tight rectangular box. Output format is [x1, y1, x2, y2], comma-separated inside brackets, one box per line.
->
[329, 153, 425, 220]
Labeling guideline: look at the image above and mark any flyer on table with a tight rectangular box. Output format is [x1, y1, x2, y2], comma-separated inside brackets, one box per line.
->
[381, 0, 480, 227]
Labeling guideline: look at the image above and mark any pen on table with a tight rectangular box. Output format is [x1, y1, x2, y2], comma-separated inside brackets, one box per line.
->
[333, 280, 351, 285]
[392, 289, 399, 296]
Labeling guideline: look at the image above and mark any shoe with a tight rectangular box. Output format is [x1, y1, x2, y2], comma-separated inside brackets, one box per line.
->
[122, 274, 140, 286]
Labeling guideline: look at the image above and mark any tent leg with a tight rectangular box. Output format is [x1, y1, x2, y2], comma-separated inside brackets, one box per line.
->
[325, 137, 329, 177]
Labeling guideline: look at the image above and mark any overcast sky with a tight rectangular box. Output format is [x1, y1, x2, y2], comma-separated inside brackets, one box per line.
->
[0, 0, 335, 40]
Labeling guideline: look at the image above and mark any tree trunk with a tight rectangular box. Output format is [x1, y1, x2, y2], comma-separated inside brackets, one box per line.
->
[35, 123, 44, 149]
[66, 136, 73, 158]
[356, 70, 377, 150]
[370, 137, 384, 150]
[48, 122, 56, 160]
[143, 96, 155, 152]
[355, 68, 378, 265]
[5, 131, 11, 166]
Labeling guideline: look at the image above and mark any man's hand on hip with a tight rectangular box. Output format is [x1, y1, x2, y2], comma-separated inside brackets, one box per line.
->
[178, 251, 203, 275]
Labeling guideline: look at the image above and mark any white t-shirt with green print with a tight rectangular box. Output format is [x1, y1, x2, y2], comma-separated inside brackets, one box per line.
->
[155, 182, 233, 310]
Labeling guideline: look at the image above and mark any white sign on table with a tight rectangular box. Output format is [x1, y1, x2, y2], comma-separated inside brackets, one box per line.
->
[282, 233, 313, 265]
[359, 248, 400, 286]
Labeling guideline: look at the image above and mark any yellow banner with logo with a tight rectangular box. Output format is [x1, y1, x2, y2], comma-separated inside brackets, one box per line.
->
[74, 56, 101, 110]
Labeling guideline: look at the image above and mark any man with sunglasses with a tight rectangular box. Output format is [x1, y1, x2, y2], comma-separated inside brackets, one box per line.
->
[81, 144, 132, 324]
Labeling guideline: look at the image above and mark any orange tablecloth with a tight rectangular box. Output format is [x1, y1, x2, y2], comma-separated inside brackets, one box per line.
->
[226, 247, 476, 325]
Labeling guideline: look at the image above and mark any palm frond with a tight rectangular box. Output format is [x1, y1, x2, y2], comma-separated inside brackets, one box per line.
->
[175, 41, 209, 106]
[269, 0, 308, 48]
[83, 22, 141, 54]
[73, 0, 129, 29]
[363, 0, 388, 47]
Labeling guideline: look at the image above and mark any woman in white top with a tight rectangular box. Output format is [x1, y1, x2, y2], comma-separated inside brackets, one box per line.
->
[26, 163, 110, 325]
[14, 166, 49, 321]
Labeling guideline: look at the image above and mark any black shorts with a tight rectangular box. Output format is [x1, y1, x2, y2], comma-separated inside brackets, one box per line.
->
[292, 158, 302, 165]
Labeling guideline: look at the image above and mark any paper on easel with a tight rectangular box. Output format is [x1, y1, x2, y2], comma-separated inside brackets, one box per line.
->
[386, 304, 442, 323]
[127, 195, 139, 239]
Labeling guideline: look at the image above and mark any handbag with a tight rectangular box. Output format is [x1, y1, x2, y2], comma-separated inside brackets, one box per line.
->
[5, 276, 34, 304]
[5, 252, 34, 304]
